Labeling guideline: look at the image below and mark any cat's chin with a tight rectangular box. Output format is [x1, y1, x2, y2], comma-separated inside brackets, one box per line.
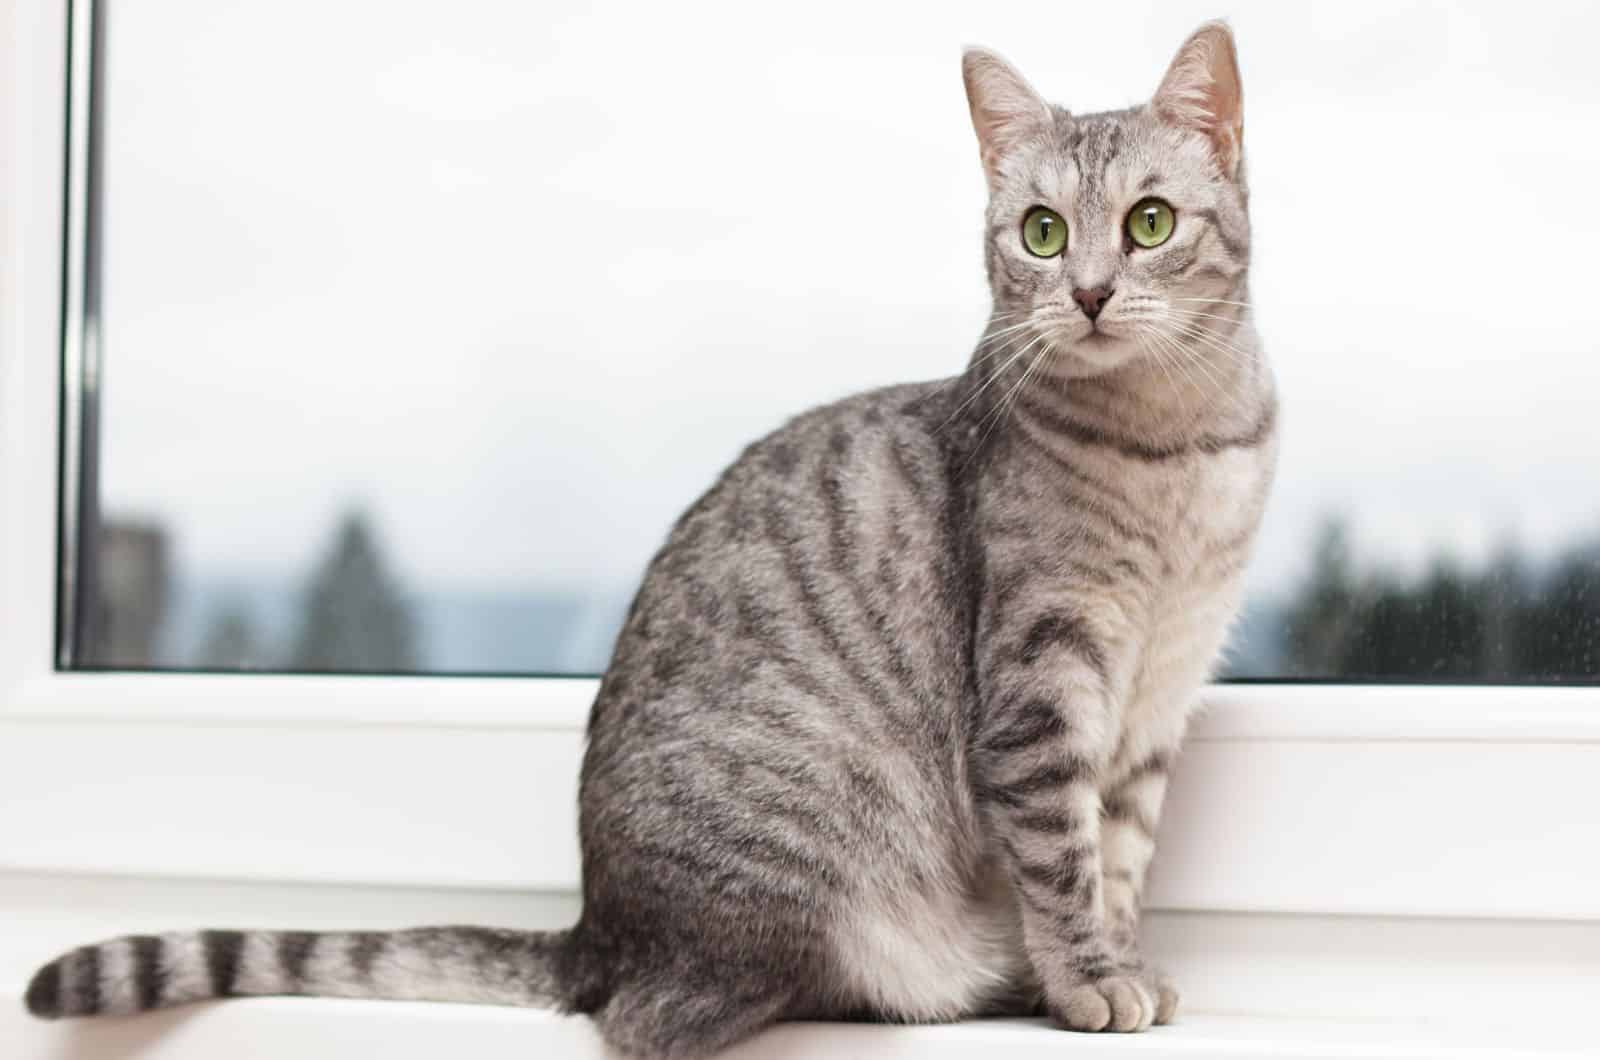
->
[1052, 332, 1140, 378]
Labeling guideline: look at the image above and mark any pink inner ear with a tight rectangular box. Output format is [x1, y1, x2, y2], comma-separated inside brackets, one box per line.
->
[1153, 24, 1244, 176]
[963, 49, 1052, 187]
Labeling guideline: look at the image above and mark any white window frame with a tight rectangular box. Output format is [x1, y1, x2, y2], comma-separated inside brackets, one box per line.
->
[3, 0, 1599, 923]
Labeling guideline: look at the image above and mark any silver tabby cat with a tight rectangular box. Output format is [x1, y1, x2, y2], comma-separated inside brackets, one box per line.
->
[25, 21, 1276, 1057]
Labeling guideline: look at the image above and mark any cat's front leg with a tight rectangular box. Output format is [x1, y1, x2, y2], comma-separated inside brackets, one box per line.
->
[972, 619, 1160, 1033]
[1100, 751, 1181, 1024]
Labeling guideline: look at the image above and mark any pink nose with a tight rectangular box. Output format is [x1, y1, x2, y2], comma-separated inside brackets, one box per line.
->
[1072, 286, 1114, 320]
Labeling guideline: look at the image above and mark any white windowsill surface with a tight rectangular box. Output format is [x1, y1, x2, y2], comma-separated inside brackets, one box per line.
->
[4, 873, 1597, 1059]
[3, 1000, 1590, 1060]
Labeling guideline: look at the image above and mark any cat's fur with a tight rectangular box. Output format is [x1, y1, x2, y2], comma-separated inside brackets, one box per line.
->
[25, 21, 1276, 1057]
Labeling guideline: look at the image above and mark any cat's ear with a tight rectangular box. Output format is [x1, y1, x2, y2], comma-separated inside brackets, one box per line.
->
[1151, 21, 1244, 179]
[962, 48, 1052, 191]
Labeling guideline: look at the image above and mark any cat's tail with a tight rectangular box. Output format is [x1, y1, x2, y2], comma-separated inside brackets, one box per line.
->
[24, 925, 597, 1019]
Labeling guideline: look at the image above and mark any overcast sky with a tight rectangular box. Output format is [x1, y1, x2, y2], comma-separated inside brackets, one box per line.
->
[98, 0, 1600, 603]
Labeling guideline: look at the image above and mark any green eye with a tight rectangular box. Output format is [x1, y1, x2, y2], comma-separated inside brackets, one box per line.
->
[1021, 207, 1068, 257]
[1127, 198, 1175, 248]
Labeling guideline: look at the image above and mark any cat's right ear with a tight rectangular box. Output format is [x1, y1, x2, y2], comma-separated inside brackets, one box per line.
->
[962, 48, 1052, 192]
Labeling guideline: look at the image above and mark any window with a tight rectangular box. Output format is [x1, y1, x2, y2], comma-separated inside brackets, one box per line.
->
[3, 4, 1596, 1046]
[63, 1, 1600, 681]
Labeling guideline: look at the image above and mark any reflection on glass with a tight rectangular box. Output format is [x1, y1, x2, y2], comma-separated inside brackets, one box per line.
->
[1228, 521, 1600, 681]
[81, 511, 1600, 681]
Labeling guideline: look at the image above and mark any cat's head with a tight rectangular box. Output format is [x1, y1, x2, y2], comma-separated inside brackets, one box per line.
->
[964, 22, 1249, 379]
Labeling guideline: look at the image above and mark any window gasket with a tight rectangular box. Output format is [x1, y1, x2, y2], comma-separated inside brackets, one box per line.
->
[54, 0, 104, 671]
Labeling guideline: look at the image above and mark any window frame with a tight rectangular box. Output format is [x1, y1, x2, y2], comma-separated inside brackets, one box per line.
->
[2, 0, 1599, 921]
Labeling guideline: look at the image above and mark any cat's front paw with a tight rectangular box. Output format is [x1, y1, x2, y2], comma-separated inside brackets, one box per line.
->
[1115, 954, 1181, 1026]
[1150, 969, 1179, 1025]
[1046, 967, 1177, 1032]
[1048, 975, 1153, 1033]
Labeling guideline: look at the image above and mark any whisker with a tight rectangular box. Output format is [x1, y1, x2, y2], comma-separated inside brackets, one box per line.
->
[1160, 310, 1253, 353]
[1155, 327, 1252, 417]
[977, 320, 1039, 345]
[1173, 297, 1254, 309]
[963, 340, 1053, 471]
[915, 321, 1046, 408]
[914, 326, 1039, 407]
[1154, 328, 1255, 417]
[1135, 326, 1183, 397]
[1162, 307, 1250, 326]
[1163, 318, 1254, 368]
[1143, 327, 1212, 407]
[982, 310, 1036, 328]
[937, 332, 1047, 432]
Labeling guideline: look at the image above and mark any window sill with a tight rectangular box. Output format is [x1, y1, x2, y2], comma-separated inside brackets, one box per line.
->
[2, 1001, 1589, 1060]
[5, 873, 1597, 1059]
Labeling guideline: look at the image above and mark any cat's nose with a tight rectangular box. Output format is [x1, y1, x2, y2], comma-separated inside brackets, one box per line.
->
[1072, 286, 1114, 321]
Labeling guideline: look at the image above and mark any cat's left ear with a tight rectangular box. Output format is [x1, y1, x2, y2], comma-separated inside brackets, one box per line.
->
[962, 48, 1053, 191]
[1151, 21, 1244, 179]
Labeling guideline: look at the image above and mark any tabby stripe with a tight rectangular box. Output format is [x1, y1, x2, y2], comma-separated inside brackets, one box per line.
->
[1064, 521, 1122, 559]
[1195, 401, 1277, 454]
[974, 780, 1023, 809]
[729, 595, 835, 708]
[277, 931, 317, 991]
[130, 934, 166, 1010]
[765, 498, 904, 725]
[1012, 882, 1066, 923]
[1009, 755, 1096, 797]
[887, 437, 932, 508]
[1113, 557, 1147, 581]
[1075, 956, 1119, 980]
[1022, 391, 1273, 462]
[1015, 885, 1092, 929]
[348, 932, 386, 979]
[72, 942, 102, 1014]
[1015, 849, 1090, 896]
[1190, 207, 1248, 260]
[1165, 246, 1200, 275]
[666, 787, 845, 889]
[988, 567, 1029, 614]
[1019, 611, 1108, 678]
[1060, 558, 1123, 588]
[821, 462, 920, 699]
[978, 698, 1067, 754]
[700, 756, 850, 850]
[25, 957, 61, 1017]
[1113, 750, 1175, 790]
[202, 930, 245, 997]
[1011, 808, 1080, 833]
[1102, 793, 1157, 836]
[1192, 262, 1240, 282]
[632, 840, 817, 907]
[1012, 422, 1162, 550]
[1020, 394, 1187, 461]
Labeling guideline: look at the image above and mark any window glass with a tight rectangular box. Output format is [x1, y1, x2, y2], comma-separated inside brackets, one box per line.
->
[77, 1, 1600, 680]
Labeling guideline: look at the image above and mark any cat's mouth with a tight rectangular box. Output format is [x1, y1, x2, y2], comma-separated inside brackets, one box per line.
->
[1051, 325, 1139, 377]
[1075, 325, 1122, 352]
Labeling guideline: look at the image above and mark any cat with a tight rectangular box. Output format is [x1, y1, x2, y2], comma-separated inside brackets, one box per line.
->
[25, 20, 1276, 1058]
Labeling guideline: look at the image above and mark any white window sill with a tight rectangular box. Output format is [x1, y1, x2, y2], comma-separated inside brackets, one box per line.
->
[5, 873, 1597, 1059]
[2, 1000, 1589, 1060]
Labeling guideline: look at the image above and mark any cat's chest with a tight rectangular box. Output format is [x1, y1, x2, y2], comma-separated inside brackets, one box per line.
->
[1146, 444, 1272, 571]
[1119, 445, 1275, 733]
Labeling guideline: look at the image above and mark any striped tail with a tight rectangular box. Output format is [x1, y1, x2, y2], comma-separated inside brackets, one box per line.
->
[24, 926, 587, 1019]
